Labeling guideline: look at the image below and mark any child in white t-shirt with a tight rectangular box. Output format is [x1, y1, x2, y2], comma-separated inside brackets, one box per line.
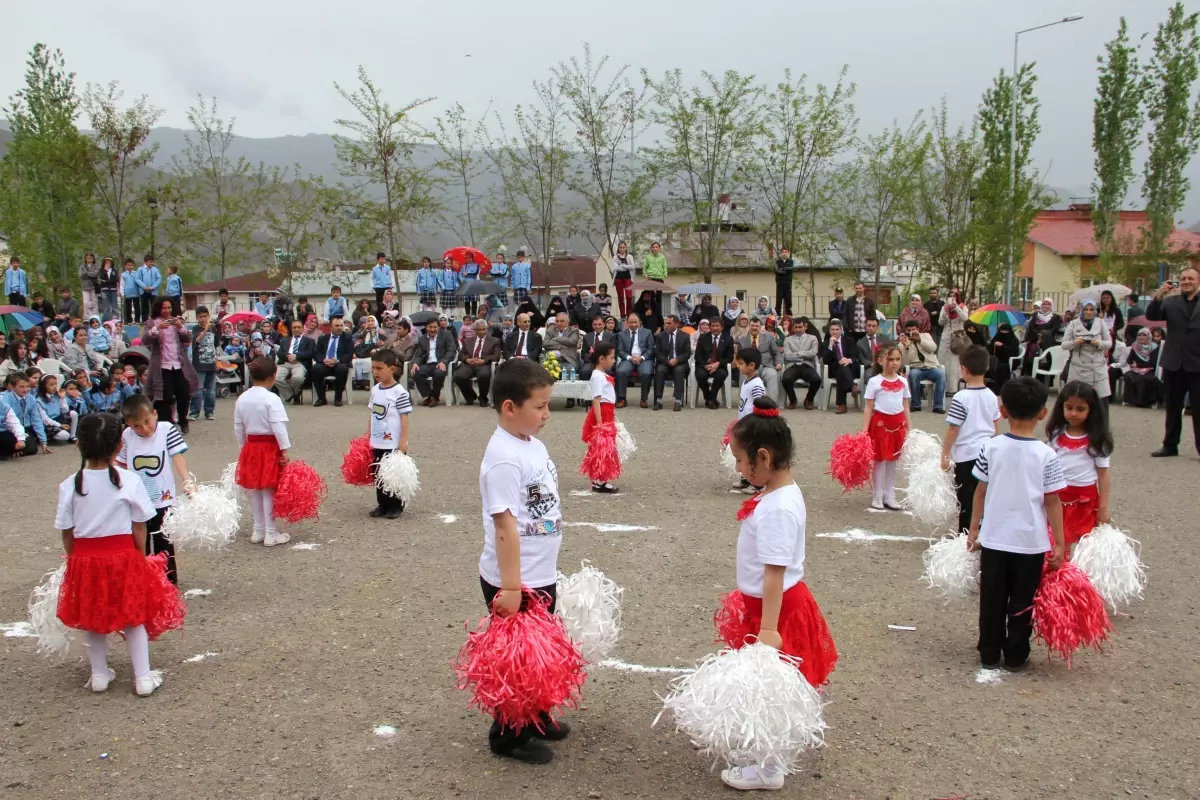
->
[117, 394, 191, 584]
[862, 344, 911, 510]
[968, 377, 1067, 671]
[1045, 381, 1113, 551]
[731, 346, 767, 493]
[368, 350, 412, 519]
[233, 357, 293, 546]
[477, 358, 568, 764]
[941, 346, 1001, 533]
[580, 342, 620, 493]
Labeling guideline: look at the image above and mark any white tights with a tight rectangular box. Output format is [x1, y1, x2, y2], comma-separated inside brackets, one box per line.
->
[246, 489, 278, 535]
[872, 461, 898, 506]
[85, 626, 151, 679]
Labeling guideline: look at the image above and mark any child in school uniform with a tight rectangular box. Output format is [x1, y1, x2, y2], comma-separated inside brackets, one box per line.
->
[716, 396, 837, 791]
[367, 350, 412, 519]
[233, 357, 293, 546]
[165, 265, 184, 317]
[88, 376, 124, 414]
[580, 342, 619, 494]
[862, 344, 912, 510]
[57, 413, 184, 696]
[117, 394, 191, 585]
[1045, 381, 1113, 552]
[64, 380, 89, 418]
[940, 346, 1001, 533]
[733, 346, 766, 493]
[478, 358, 569, 764]
[968, 377, 1067, 671]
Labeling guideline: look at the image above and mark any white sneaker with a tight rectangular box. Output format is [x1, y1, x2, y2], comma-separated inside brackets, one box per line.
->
[264, 531, 291, 547]
[720, 766, 784, 791]
[134, 671, 163, 697]
[870, 499, 884, 510]
[87, 668, 116, 693]
[250, 529, 265, 544]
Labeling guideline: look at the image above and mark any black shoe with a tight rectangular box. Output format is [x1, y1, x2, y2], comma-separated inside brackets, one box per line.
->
[292, 396, 303, 406]
[531, 715, 570, 741]
[491, 738, 554, 764]
[313, 399, 327, 407]
[334, 399, 343, 407]
[178, 423, 189, 435]
[368, 507, 385, 518]
[478, 399, 488, 408]
[932, 407, 945, 414]
[384, 508, 404, 519]
[653, 401, 663, 411]
[591, 482, 619, 494]
[1150, 447, 1178, 457]
[1003, 659, 1029, 673]
[673, 401, 682, 411]
[909, 406, 922, 413]
[980, 659, 1001, 670]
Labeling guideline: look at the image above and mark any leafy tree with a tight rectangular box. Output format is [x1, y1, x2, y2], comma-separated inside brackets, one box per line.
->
[432, 103, 489, 247]
[264, 166, 334, 292]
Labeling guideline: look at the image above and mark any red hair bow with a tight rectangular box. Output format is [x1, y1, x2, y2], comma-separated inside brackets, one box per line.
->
[753, 406, 780, 418]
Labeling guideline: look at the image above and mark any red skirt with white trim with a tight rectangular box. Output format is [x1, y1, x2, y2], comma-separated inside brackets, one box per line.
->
[579, 403, 620, 483]
[714, 582, 838, 687]
[868, 410, 907, 462]
[236, 434, 283, 490]
[1060, 483, 1100, 545]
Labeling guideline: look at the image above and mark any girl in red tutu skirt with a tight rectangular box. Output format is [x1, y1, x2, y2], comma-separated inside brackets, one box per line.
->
[1046, 381, 1113, 554]
[714, 397, 837, 791]
[234, 357, 293, 546]
[579, 342, 619, 494]
[863, 344, 911, 510]
[55, 413, 186, 697]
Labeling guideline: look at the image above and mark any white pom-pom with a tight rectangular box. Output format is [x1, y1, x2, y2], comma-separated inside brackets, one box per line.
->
[28, 564, 78, 658]
[1072, 523, 1147, 612]
[161, 484, 242, 551]
[376, 451, 420, 503]
[556, 561, 623, 662]
[615, 421, 636, 464]
[900, 429, 943, 474]
[720, 443, 738, 476]
[220, 462, 238, 494]
[655, 643, 825, 773]
[899, 430, 958, 528]
[920, 533, 980, 599]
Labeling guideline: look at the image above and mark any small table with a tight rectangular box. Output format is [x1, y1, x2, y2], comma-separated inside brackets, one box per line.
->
[551, 380, 591, 402]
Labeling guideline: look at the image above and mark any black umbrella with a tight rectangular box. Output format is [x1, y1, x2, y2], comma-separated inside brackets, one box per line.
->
[456, 279, 498, 296]
[408, 310, 441, 326]
[120, 345, 151, 365]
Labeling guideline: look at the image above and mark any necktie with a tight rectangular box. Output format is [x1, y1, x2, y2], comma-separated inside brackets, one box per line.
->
[671, 333, 676, 360]
[327, 336, 337, 360]
[752, 335, 758, 348]
[871, 336, 877, 353]
[518, 332, 526, 354]
[709, 335, 718, 363]
[835, 340, 842, 360]
[474, 337, 483, 358]
[291, 338, 299, 355]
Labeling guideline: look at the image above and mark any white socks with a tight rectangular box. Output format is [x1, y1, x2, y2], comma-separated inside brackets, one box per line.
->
[85, 631, 109, 676]
[85, 625, 152, 682]
[246, 489, 278, 536]
[872, 461, 898, 506]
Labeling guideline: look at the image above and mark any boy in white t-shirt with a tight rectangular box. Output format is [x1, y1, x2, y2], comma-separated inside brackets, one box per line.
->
[477, 358, 568, 764]
[368, 350, 412, 519]
[117, 394, 191, 584]
[941, 346, 1001, 533]
[734, 347, 767, 493]
[968, 377, 1067, 671]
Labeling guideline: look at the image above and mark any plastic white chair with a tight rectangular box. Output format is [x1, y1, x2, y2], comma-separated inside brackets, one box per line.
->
[821, 364, 864, 410]
[1032, 345, 1068, 391]
[35, 358, 66, 378]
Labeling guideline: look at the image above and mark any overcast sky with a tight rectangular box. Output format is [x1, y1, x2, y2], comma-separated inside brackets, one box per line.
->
[4, 0, 1198, 216]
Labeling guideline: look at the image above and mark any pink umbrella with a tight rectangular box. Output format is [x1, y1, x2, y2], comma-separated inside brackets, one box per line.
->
[1127, 315, 1166, 329]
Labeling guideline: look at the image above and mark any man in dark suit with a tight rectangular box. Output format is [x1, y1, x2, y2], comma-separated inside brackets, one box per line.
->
[503, 312, 542, 362]
[1147, 268, 1200, 457]
[845, 282, 877, 347]
[454, 319, 501, 407]
[312, 316, 354, 406]
[579, 316, 615, 382]
[615, 312, 654, 408]
[823, 319, 859, 414]
[653, 314, 691, 411]
[924, 287, 946, 343]
[855, 317, 884, 369]
[411, 318, 459, 406]
[695, 316, 734, 409]
[276, 319, 316, 405]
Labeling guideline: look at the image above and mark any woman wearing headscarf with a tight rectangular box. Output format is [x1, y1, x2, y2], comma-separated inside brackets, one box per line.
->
[963, 320, 987, 347]
[987, 322, 1022, 392]
[352, 314, 385, 387]
[937, 288, 971, 391]
[1022, 297, 1063, 376]
[572, 289, 600, 330]
[754, 295, 776, 318]
[515, 298, 545, 331]
[691, 318, 710, 350]
[723, 298, 743, 326]
[302, 314, 322, 342]
[1062, 299, 1112, 400]
[732, 313, 751, 342]
[634, 290, 663, 333]
[351, 299, 372, 330]
[1121, 327, 1161, 408]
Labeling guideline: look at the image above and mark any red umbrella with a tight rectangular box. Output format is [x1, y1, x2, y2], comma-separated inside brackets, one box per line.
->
[223, 310, 265, 327]
[443, 247, 491, 274]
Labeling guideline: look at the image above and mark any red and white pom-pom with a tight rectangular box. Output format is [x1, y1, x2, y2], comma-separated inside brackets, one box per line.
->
[579, 421, 621, 483]
[143, 553, 188, 641]
[1033, 561, 1113, 666]
[828, 432, 875, 492]
[1071, 523, 1146, 613]
[454, 591, 587, 732]
[341, 436, 374, 486]
[274, 460, 328, 523]
[720, 419, 735, 448]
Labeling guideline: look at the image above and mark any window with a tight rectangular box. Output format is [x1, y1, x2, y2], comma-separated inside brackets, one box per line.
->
[1017, 278, 1033, 304]
[735, 290, 747, 303]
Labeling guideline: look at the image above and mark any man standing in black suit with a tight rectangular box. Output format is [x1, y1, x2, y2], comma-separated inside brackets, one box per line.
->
[774, 248, 795, 318]
[845, 282, 876, 348]
[411, 318, 459, 406]
[1147, 268, 1200, 458]
[653, 314, 691, 411]
[924, 287, 946, 343]
[276, 319, 316, 405]
[503, 312, 543, 361]
[695, 316, 734, 409]
[312, 317, 354, 406]
[579, 316, 614, 382]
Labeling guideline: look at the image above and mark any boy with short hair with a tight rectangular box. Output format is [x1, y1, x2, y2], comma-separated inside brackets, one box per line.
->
[121, 258, 140, 323]
[477, 358, 568, 763]
[117, 393, 191, 584]
[5, 255, 27, 307]
[941, 345, 1001, 533]
[215, 287, 235, 321]
[88, 376, 123, 413]
[189, 306, 218, 421]
[325, 286, 347, 320]
[165, 265, 184, 317]
[968, 377, 1066, 671]
[0, 373, 48, 455]
[367, 350, 413, 519]
[137, 254, 161, 323]
[733, 347, 766, 493]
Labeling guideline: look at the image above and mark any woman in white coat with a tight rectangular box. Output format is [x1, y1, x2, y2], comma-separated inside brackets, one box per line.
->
[937, 289, 970, 392]
[1061, 299, 1112, 399]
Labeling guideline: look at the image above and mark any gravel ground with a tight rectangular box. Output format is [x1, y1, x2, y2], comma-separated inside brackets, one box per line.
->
[0, 396, 1197, 800]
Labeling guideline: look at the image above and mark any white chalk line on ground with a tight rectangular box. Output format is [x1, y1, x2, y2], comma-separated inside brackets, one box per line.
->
[563, 522, 659, 532]
[866, 507, 915, 516]
[597, 658, 694, 675]
[183, 589, 211, 599]
[373, 725, 398, 738]
[438, 514, 457, 524]
[817, 529, 930, 543]
[291, 542, 321, 551]
[975, 668, 1004, 685]
[0, 621, 35, 638]
[183, 652, 219, 663]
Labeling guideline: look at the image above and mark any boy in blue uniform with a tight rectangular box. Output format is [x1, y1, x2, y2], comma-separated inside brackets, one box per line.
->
[121, 259, 141, 323]
[510, 250, 532, 306]
[371, 252, 393, 310]
[0, 373, 48, 455]
[490, 250, 509, 308]
[4, 256, 27, 307]
[165, 265, 184, 317]
[137, 255, 161, 323]
[416, 257, 439, 311]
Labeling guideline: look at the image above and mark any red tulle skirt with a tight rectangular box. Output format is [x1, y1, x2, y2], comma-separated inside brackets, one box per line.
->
[236, 434, 283, 490]
[1060, 483, 1100, 545]
[715, 582, 838, 687]
[579, 404, 621, 483]
[580, 402, 615, 442]
[868, 410, 907, 462]
[57, 535, 187, 639]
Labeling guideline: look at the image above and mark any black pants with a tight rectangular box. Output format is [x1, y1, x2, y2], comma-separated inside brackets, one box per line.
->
[775, 279, 791, 318]
[978, 546, 1044, 667]
[146, 507, 178, 585]
[454, 364, 492, 405]
[0, 431, 37, 460]
[954, 459, 978, 534]
[8, 292, 25, 307]
[155, 368, 190, 427]
[371, 448, 406, 514]
[1162, 368, 1200, 453]
[312, 362, 350, 402]
[374, 288, 387, 309]
[463, 297, 479, 316]
[654, 361, 689, 403]
[781, 363, 821, 404]
[695, 365, 728, 404]
[124, 297, 140, 323]
[140, 293, 157, 322]
[479, 577, 558, 749]
[830, 362, 857, 405]
[167, 295, 181, 317]
[413, 363, 447, 399]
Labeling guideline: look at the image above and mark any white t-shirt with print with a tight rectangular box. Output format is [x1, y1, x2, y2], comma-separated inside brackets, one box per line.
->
[479, 427, 562, 589]
[55, 467, 156, 538]
[737, 483, 807, 597]
[369, 382, 413, 450]
[738, 375, 766, 419]
[864, 373, 910, 415]
[1049, 431, 1111, 486]
[946, 386, 1000, 463]
[973, 434, 1067, 554]
[588, 370, 616, 404]
[118, 422, 187, 509]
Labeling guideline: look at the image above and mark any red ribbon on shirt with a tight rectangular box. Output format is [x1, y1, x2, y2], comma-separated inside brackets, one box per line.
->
[605, 374, 615, 385]
[736, 494, 762, 521]
[880, 378, 905, 392]
[1055, 433, 1090, 451]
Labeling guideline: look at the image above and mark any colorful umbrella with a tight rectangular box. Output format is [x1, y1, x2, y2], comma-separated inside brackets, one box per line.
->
[969, 304, 1027, 329]
[0, 306, 46, 335]
[443, 247, 491, 274]
[222, 310, 265, 328]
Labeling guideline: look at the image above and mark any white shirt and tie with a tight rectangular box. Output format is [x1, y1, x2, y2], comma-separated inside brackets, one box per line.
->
[290, 338, 301, 356]
[473, 336, 484, 360]
[631, 332, 642, 359]
[326, 336, 339, 361]
[427, 335, 438, 364]
[517, 331, 528, 357]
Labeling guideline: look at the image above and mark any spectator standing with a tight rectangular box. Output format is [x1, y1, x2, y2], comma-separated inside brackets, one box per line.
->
[188, 306, 219, 421]
[416, 257, 439, 311]
[610, 241, 636, 319]
[594, 283, 612, 319]
[1022, 298, 1063, 376]
[97, 257, 119, 321]
[1147, 269, 1200, 457]
[215, 288, 236, 322]
[898, 294, 932, 333]
[4, 256, 27, 307]
[828, 288, 846, 322]
[572, 290, 600, 330]
[54, 286, 82, 332]
[490, 251, 510, 308]
[439, 257, 461, 314]
[924, 288, 945, 342]
[774, 248, 796, 317]
[120, 259, 140, 322]
[1061, 299, 1112, 401]
[371, 252, 394, 309]
[254, 291, 275, 320]
[937, 289, 970, 391]
[845, 282, 876, 348]
[1098, 290, 1124, 341]
[324, 286, 348, 321]
[143, 299, 198, 432]
[690, 294, 720, 325]
[137, 255, 161, 323]
[1123, 292, 1145, 346]
[642, 241, 668, 316]
[79, 252, 101, 319]
[165, 265, 184, 318]
[460, 254, 481, 317]
[511, 250, 533, 308]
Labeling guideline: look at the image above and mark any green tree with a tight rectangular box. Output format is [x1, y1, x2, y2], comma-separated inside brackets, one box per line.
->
[432, 103, 490, 247]
[264, 166, 334, 292]
[1141, 1, 1200, 263]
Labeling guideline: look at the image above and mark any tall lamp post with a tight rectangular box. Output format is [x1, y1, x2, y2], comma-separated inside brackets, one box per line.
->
[1005, 14, 1083, 306]
[147, 190, 159, 259]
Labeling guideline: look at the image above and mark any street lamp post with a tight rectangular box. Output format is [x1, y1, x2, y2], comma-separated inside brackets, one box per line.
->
[1005, 14, 1083, 306]
[147, 190, 159, 259]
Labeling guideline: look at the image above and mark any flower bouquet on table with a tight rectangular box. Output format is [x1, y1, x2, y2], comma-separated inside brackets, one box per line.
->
[541, 351, 562, 381]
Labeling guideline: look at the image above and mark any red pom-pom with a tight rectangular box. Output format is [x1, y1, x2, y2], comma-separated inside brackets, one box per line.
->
[273, 460, 328, 523]
[341, 436, 374, 486]
[828, 432, 875, 492]
[579, 421, 621, 483]
[1033, 560, 1113, 666]
[720, 418, 735, 448]
[454, 591, 587, 731]
[144, 553, 187, 641]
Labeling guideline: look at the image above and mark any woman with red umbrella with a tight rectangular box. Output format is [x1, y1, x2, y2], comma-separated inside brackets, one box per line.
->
[144, 299, 199, 433]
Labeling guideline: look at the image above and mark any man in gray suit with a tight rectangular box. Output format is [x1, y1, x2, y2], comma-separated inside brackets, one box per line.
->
[454, 319, 501, 407]
[410, 318, 458, 406]
[1147, 268, 1200, 457]
[543, 311, 581, 371]
[654, 314, 691, 411]
[737, 316, 782, 401]
[616, 312, 655, 408]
